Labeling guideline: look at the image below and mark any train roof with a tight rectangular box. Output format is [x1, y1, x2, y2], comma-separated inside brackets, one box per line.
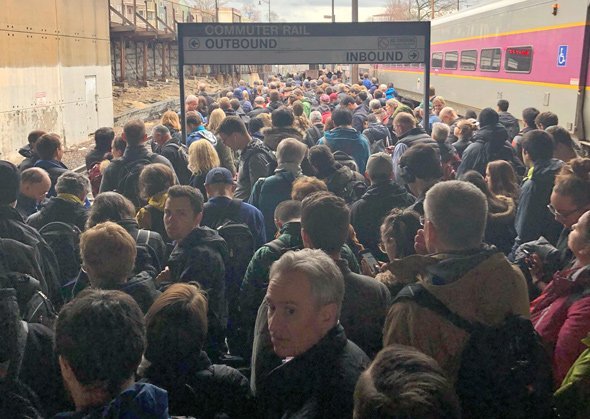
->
[432, 0, 540, 26]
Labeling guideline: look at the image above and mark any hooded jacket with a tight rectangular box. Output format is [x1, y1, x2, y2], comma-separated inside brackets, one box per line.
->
[18, 144, 39, 172]
[166, 226, 228, 355]
[261, 126, 305, 151]
[350, 181, 415, 260]
[257, 324, 369, 419]
[117, 271, 161, 314]
[318, 128, 371, 174]
[155, 139, 191, 185]
[322, 164, 367, 204]
[484, 195, 517, 255]
[498, 111, 521, 140]
[363, 122, 391, 154]
[352, 103, 369, 133]
[143, 350, 251, 418]
[187, 128, 236, 176]
[530, 264, 590, 385]
[383, 248, 530, 383]
[514, 158, 565, 247]
[54, 382, 169, 419]
[554, 334, 590, 419]
[456, 123, 525, 177]
[27, 195, 88, 232]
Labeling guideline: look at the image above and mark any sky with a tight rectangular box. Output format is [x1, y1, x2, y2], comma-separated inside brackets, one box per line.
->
[225, 0, 495, 23]
[228, 0, 394, 23]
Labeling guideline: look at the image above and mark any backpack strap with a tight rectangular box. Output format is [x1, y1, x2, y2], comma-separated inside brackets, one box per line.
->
[395, 283, 474, 333]
[264, 238, 301, 255]
[136, 229, 151, 246]
[211, 199, 244, 228]
[7, 321, 29, 381]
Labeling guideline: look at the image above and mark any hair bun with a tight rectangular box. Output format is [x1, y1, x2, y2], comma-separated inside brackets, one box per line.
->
[570, 158, 590, 181]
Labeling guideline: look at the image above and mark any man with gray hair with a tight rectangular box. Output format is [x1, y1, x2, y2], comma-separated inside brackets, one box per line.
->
[152, 124, 190, 184]
[383, 180, 529, 383]
[257, 248, 370, 418]
[249, 138, 307, 241]
[27, 171, 90, 231]
[303, 110, 324, 146]
[248, 96, 270, 118]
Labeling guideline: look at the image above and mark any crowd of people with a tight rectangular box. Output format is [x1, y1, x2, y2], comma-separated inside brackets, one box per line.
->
[2, 70, 590, 418]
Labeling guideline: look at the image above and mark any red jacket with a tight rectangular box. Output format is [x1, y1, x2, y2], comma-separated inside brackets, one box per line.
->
[530, 265, 590, 386]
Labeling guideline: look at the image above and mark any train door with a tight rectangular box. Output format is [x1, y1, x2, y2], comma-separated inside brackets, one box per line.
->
[574, 3, 590, 142]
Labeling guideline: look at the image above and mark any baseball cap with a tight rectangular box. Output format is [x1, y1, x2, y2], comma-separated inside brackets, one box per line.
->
[366, 152, 393, 181]
[320, 94, 330, 103]
[204, 167, 235, 185]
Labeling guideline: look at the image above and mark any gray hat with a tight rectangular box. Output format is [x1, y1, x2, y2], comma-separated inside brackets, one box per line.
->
[366, 152, 393, 182]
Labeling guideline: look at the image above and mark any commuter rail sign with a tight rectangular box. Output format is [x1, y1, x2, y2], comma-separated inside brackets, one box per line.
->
[178, 22, 429, 65]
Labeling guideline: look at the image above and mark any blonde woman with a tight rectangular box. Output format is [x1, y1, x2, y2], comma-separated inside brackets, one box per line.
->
[161, 110, 183, 144]
[188, 139, 220, 200]
[207, 108, 226, 133]
[204, 108, 236, 175]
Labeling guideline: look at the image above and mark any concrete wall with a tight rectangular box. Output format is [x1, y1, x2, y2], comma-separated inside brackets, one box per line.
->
[0, 0, 113, 162]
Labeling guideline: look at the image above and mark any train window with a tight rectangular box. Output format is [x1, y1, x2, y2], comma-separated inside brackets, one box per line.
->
[432, 52, 443, 68]
[460, 50, 477, 71]
[444, 51, 458, 69]
[480, 48, 502, 72]
[505, 46, 533, 73]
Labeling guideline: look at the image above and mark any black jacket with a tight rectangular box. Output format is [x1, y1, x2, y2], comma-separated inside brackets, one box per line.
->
[321, 164, 367, 204]
[33, 159, 68, 198]
[350, 181, 415, 260]
[304, 124, 324, 147]
[363, 122, 391, 153]
[0, 206, 62, 307]
[457, 123, 525, 177]
[18, 145, 39, 172]
[336, 258, 391, 358]
[85, 148, 110, 171]
[144, 350, 252, 418]
[166, 227, 228, 356]
[117, 271, 161, 314]
[498, 111, 521, 140]
[352, 103, 369, 133]
[156, 140, 191, 185]
[118, 218, 168, 275]
[248, 106, 271, 118]
[27, 196, 88, 232]
[258, 324, 370, 419]
[16, 193, 39, 220]
[397, 126, 436, 148]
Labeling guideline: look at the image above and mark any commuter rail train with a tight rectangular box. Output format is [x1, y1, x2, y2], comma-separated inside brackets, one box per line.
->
[373, 0, 590, 141]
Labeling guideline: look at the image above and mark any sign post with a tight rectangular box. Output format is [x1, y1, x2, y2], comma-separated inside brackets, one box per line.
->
[177, 22, 431, 138]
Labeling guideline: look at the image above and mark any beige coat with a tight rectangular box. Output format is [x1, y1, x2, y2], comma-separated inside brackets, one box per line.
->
[383, 252, 530, 383]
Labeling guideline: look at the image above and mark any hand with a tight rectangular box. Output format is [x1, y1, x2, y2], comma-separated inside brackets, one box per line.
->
[385, 146, 395, 155]
[527, 253, 544, 283]
[361, 259, 376, 277]
[414, 229, 428, 255]
[156, 266, 171, 285]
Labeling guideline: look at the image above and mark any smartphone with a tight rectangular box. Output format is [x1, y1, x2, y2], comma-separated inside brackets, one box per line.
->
[360, 250, 380, 276]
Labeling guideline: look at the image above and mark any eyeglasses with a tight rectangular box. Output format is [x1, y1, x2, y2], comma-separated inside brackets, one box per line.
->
[547, 204, 585, 219]
[547, 204, 582, 219]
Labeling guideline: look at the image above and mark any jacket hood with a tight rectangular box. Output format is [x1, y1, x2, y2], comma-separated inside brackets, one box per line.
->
[324, 127, 364, 142]
[181, 226, 228, 254]
[361, 181, 410, 201]
[398, 126, 429, 141]
[262, 126, 304, 150]
[489, 195, 516, 224]
[119, 271, 160, 313]
[188, 128, 217, 146]
[498, 111, 518, 126]
[55, 382, 168, 418]
[18, 144, 34, 158]
[426, 245, 500, 285]
[317, 104, 331, 114]
[531, 158, 565, 180]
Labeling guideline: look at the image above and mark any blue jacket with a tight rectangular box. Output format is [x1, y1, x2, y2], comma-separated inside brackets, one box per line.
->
[514, 158, 565, 249]
[34, 159, 68, 198]
[54, 382, 169, 418]
[318, 128, 371, 174]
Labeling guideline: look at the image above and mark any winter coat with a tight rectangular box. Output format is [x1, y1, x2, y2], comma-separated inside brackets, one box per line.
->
[0, 205, 61, 307]
[18, 144, 39, 172]
[363, 122, 392, 154]
[257, 324, 370, 419]
[484, 195, 517, 255]
[235, 140, 276, 200]
[318, 128, 371, 174]
[165, 226, 228, 356]
[498, 111, 521, 140]
[189, 172, 208, 202]
[530, 264, 590, 385]
[143, 350, 252, 418]
[116, 270, 161, 314]
[514, 158, 565, 248]
[118, 218, 168, 274]
[27, 195, 88, 232]
[350, 181, 415, 261]
[16, 193, 40, 220]
[261, 126, 305, 151]
[554, 334, 590, 419]
[383, 249, 530, 384]
[249, 168, 300, 242]
[304, 124, 324, 147]
[54, 383, 169, 418]
[453, 136, 473, 157]
[85, 148, 110, 171]
[352, 103, 369, 133]
[34, 159, 68, 198]
[248, 106, 271, 118]
[155, 139, 191, 185]
[335, 258, 392, 358]
[456, 123, 525, 177]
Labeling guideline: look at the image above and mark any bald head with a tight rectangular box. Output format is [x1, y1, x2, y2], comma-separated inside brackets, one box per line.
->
[393, 112, 416, 134]
[20, 167, 51, 203]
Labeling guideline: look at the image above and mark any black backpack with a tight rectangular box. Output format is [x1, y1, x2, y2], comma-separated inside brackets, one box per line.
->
[115, 157, 153, 208]
[395, 283, 554, 419]
[0, 274, 57, 328]
[163, 142, 192, 185]
[241, 143, 277, 179]
[39, 221, 82, 286]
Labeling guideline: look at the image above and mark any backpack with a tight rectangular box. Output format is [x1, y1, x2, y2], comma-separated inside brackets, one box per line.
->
[327, 167, 367, 204]
[115, 157, 153, 208]
[395, 283, 554, 419]
[208, 199, 256, 315]
[0, 273, 57, 328]
[241, 143, 277, 179]
[39, 222, 82, 285]
[163, 142, 192, 185]
[88, 161, 103, 197]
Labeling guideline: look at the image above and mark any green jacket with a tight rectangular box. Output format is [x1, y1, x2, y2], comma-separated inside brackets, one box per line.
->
[554, 334, 590, 419]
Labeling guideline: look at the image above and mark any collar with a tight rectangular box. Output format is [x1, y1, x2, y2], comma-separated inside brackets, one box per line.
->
[57, 193, 83, 205]
[276, 162, 301, 176]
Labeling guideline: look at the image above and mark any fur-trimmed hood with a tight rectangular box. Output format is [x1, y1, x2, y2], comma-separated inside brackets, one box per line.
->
[262, 126, 304, 151]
